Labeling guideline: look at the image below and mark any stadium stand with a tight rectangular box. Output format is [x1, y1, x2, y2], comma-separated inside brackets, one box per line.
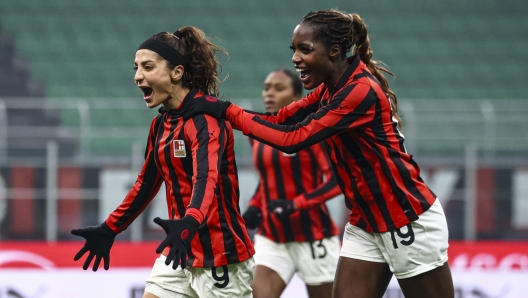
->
[0, 0, 526, 157]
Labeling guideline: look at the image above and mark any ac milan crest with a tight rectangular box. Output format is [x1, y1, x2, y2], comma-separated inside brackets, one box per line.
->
[173, 140, 186, 158]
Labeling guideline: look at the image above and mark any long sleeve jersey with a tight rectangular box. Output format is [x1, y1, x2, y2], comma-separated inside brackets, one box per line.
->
[105, 88, 254, 268]
[226, 56, 437, 233]
[248, 139, 341, 243]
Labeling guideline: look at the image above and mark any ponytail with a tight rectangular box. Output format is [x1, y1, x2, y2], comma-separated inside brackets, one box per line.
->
[349, 14, 402, 128]
[147, 27, 228, 96]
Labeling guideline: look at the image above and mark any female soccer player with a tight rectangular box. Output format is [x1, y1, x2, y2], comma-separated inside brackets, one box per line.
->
[243, 68, 342, 298]
[71, 27, 255, 298]
[184, 10, 455, 298]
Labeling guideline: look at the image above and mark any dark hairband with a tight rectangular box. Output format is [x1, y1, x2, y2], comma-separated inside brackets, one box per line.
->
[173, 30, 184, 39]
[138, 39, 186, 67]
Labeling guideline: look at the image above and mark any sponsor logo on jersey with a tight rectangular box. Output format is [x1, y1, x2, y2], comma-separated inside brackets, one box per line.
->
[173, 140, 186, 158]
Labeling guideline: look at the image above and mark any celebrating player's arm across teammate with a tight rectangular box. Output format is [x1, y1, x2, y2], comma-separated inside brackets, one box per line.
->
[183, 9, 455, 298]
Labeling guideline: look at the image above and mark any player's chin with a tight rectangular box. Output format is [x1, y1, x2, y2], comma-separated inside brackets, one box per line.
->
[302, 81, 317, 90]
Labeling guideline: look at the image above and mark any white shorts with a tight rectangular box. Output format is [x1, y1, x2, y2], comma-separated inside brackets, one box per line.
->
[253, 234, 340, 285]
[144, 255, 254, 298]
[340, 199, 449, 279]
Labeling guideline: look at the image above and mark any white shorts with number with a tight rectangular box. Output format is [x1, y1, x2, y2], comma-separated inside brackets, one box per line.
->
[253, 234, 340, 285]
[144, 255, 254, 298]
[340, 199, 449, 279]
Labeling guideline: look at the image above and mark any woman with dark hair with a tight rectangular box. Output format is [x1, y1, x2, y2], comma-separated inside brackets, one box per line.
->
[184, 10, 454, 298]
[243, 68, 342, 298]
[71, 26, 255, 298]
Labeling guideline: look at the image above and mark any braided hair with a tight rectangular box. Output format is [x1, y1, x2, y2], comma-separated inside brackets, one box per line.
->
[300, 10, 402, 127]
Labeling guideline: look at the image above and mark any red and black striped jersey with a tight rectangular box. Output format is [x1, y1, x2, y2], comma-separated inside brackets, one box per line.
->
[105, 88, 254, 268]
[227, 56, 437, 233]
[248, 139, 341, 243]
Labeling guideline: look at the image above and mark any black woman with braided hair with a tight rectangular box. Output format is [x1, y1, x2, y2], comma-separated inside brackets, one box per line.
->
[183, 10, 455, 298]
[71, 26, 255, 298]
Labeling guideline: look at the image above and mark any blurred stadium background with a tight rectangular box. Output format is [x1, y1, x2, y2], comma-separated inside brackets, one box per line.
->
[0, 0, 527, 297]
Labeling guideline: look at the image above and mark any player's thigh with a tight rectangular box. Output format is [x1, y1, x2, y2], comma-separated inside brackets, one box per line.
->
[397, 262, 454, 298]
[253, 234, 296, 285]
[252, 265, 287, 298]
[334, 256, 393, 298]
[335, 223, 393, 298]
[288, 236, 340, 286]
[187, 258, 255, 298]
[306, 282, 333, 298]
[378, 199, 449, 279]
[144, 255, 196, 298]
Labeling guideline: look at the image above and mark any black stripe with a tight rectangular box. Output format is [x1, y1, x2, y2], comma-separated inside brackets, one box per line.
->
[216, 121, 242, 262]
[175, 127, 190, 218]
[339, 132, 395, 231]
[318, 207, 333, 238]
[322, 141, 353, 211]
[307, 147, 319, 189]
[114, 152, 161, 228]
[332, 137, 381, 231]
[145, 116, 163, 159]
[355, 69, 380, 86]
[290, 150, 314, 242]
[367, 100, 419, 222]
[356, 217, 368, 230]
[249, 83, 378, 156]
[281, 99, 321, 125]
[299, 209, 315, 242]
[165, 117, 186, 218]
[305, 178, 338, 200]
[290, 152, 305, 193]
[272, 149, 286, 199]
[188, 115, 210, 210]
[196, 223, 215, 267]
[369, 96, 432, 219]
[272, 149, 295, 241]
[256, 142, 280, 242]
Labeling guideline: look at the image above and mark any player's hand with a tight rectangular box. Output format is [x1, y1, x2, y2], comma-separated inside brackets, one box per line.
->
[242, 206, 262, 229]
[267, 199, 296, 222]
[153, 216, 199, 270]
[71, 222, 117, 271]
[182, 96, 231, 120]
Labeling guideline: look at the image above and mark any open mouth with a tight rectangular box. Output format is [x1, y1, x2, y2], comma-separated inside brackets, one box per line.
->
[296, 67, 311, 80]
[140, 86, 153, 100]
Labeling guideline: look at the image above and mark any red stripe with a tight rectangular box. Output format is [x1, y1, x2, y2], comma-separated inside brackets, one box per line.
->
[476, 167, 496, 232]
[58, 167, 82, 234]
[10, 166, 36, 235]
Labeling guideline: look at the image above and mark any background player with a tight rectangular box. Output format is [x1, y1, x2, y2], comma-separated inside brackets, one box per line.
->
[71, 26, 255, 298]
[243, 68, 342, 298]
[183, 10, 455, 298]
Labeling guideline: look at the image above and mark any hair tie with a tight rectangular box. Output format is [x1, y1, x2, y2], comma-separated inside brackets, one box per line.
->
[173, 30, 184, 39]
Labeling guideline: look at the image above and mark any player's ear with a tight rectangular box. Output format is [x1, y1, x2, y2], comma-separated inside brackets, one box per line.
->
[329, 45, 341, 61]
[171, 65, 185, 82]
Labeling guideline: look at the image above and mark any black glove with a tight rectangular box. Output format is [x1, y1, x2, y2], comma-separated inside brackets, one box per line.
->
[267, 199, 296, 222]
[242, 206, 262, 229]
[71, 222, 117, 271]
[153, 216, 200, 270]
[182, 96, 232, 120]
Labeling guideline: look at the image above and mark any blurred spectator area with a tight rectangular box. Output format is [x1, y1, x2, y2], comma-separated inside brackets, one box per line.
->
[0, 0, 526, 100]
